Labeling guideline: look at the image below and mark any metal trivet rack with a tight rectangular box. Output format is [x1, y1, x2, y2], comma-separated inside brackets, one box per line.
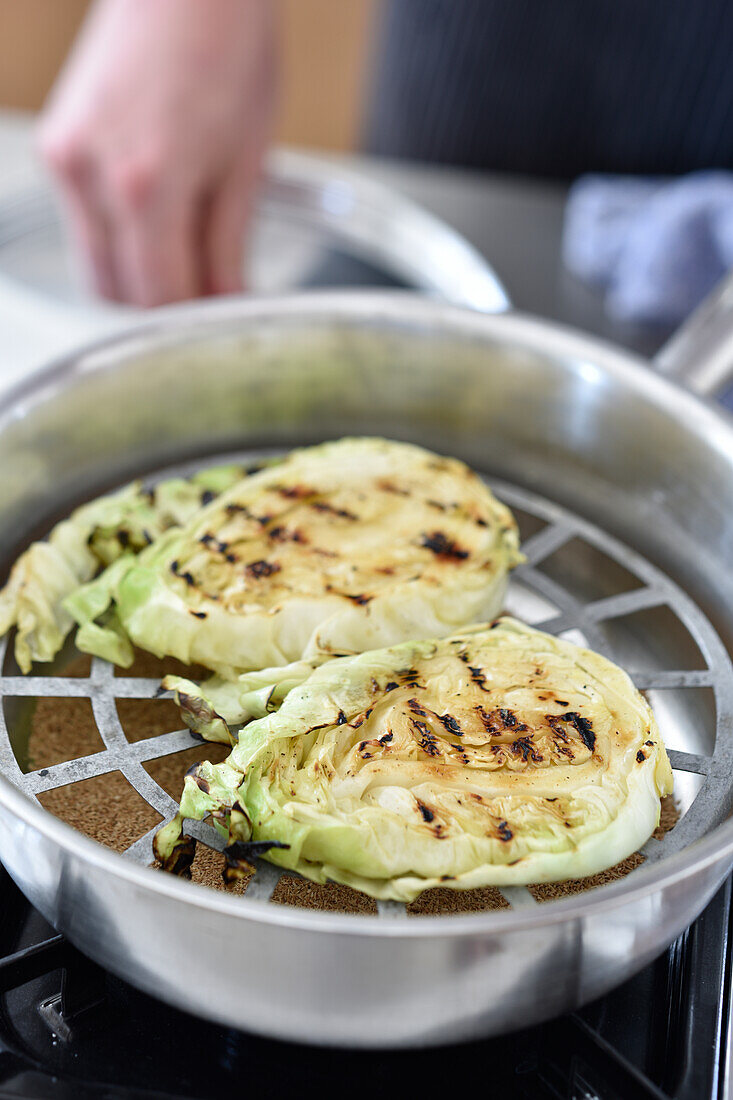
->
[0, 479, 730, 917]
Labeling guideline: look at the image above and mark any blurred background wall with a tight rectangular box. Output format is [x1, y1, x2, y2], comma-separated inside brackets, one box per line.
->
[0, 0, 380, 150]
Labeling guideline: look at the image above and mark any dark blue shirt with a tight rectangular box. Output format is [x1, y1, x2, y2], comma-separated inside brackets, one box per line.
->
[365, 0, 733, 180]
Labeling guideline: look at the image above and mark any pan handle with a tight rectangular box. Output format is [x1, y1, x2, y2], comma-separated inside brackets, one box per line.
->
[654, 271, 733, 399]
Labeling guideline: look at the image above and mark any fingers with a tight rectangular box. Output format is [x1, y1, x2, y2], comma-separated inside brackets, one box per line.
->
[38, 131, 121, 301]
[40, 133, 262, 307]
[43, 138, 201, 306]
[110, 161, 201, 307]
[116, 208, 200, 307]
[63, 189, 120, 302]
[42, 139, 229, 307]
[203, 156, 262, 296]
[35, 0, 277, 308]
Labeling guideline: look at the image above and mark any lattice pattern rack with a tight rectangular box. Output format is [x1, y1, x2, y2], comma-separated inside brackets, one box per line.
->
[0, 481, 730, 918]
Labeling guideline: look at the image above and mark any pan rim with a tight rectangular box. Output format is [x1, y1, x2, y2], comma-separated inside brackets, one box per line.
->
[1, 762, 731, 938]
[1, 288, 731, 472]
[1, 287, 732, 938]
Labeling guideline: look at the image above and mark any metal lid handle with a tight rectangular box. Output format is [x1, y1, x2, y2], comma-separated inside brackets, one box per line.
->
[655, 271, 733, 398]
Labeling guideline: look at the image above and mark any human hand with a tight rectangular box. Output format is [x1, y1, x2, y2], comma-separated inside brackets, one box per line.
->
[38, 0, 276, 306]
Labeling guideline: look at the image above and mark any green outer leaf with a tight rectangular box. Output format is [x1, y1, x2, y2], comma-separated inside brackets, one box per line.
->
[0, 462, 247, 673]
[162, 676, 235, 744]
[162, 657, 333, 743]
[0, 483, 141, 672]
[75, 613, 134, 667]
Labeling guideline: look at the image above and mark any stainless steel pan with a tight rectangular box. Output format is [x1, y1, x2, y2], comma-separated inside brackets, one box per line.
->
[0, 285, 731, 1048]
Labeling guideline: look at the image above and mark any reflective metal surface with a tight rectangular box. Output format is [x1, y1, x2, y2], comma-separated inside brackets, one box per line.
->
[656, 268, 733, 400]
[0, 292, 732, 1046]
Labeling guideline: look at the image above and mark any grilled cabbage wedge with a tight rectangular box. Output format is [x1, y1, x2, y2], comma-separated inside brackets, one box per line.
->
[155, 617, 673, 901]
[0, 463, 246, 672]
[65, 438, 522, 675]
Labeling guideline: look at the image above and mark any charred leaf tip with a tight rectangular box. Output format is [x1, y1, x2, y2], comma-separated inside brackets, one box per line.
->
[155, 834, 196, 877]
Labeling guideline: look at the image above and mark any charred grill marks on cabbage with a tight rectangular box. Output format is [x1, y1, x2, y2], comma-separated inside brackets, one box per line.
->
[157, 617, 673, 901]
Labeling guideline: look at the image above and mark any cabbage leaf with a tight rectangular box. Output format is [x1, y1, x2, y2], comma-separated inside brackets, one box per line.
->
[0, 464, 246, 672]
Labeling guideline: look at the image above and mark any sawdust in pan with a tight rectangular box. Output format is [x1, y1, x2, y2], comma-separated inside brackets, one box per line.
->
[408, 886, 510, 914]
[39, 772, 162, 853]
[272, 877, 378, 914]
[116, 698, 184, 744]
[25, 697, 103, 771]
